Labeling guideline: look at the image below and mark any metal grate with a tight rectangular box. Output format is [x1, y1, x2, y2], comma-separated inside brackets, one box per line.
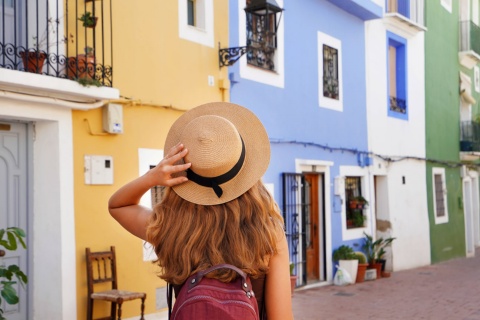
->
[0, 0, 114, 86]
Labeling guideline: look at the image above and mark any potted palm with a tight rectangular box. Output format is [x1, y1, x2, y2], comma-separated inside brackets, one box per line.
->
[332, 245, 358, 284]
[0, 227, 28, 319]
[362, 232, 395, 279]
[289, 262, 297, 296]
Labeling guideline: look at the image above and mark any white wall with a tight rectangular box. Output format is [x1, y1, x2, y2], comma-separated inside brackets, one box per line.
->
[365, 19, 431, 270]
[0, 97, 77, 319]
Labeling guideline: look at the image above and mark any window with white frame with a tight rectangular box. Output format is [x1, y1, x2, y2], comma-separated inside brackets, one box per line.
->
[345, 176, 367, 229]
[387, 31, 408, 119]
[432, 168, 449, 224]
[178, 0, 213, 47]
[318, 31, 343, 112]
[139, 148, 164, 261]
[441, 0, 452, 13]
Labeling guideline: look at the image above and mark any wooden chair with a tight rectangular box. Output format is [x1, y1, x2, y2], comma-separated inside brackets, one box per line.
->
[86, 246, 146, 320]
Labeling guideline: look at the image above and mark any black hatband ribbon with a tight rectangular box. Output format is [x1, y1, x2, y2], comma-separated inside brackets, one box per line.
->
[186, 138, 245, 198]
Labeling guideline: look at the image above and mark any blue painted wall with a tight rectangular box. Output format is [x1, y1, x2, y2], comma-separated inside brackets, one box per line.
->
[228, 0, 381, 278]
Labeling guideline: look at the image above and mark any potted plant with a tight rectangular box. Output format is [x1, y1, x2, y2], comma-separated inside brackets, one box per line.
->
[78, 12, 98, 28]
[332, 245, 358, 284]
[289, 262, 297, 296]
[352, 211, 366, 228]
[354, 251, 368, 283]
[67, 46, 96, 80]
[349, 195, 369, 210]
[362, 232, 395, 279]
[0, 227, 28, 319]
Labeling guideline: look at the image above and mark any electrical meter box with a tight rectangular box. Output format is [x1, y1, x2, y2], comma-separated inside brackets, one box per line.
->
[84, 155, 114, 185]
[103, 103, 123, 134]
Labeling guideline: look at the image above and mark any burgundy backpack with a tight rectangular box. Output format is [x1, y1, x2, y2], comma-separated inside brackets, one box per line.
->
[167, 264, 259, 320]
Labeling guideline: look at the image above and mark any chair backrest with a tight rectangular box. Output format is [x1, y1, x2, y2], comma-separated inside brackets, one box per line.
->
[86, 246, 118, 295]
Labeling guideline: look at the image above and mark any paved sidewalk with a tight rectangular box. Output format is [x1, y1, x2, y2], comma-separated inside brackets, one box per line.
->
[292, 249, 480, 320]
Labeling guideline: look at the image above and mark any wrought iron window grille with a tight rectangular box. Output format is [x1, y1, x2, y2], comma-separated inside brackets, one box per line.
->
[323, 44, 339, 100]
[218, 0, 283, 69]
[389, 96, 407, 114]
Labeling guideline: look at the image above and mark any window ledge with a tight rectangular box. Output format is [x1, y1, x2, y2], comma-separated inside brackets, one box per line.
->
[460, 151, 480, 161]
[459, 51, 480, 69]
[384, 13, 427, 37]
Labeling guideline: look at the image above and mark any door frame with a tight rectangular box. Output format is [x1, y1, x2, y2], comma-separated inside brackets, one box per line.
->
[296, 159, 333, 284]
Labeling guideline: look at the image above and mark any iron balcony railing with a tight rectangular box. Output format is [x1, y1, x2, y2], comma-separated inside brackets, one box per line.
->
[0, 0, 113, 86]
[459, 21, 480, 58]
[385, 0, 425, 27]
[460, 121, 480, 152]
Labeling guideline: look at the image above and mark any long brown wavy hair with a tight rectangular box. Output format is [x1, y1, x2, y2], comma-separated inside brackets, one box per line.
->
[146, 180, 284, 285]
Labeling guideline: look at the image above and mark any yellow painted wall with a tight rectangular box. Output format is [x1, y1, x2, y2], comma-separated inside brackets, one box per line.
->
[73, 1, 229, 318]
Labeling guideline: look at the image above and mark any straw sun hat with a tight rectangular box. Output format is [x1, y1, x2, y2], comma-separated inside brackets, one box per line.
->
[164, 102, 270, 205]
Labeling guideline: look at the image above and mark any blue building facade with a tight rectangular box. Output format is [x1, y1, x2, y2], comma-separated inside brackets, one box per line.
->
[226, 0, 382, 287]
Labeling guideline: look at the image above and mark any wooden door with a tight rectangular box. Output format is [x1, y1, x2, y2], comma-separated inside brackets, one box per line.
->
[304, 174, 319, 281]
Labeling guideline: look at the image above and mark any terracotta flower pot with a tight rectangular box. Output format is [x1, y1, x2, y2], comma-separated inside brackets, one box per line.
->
[67, 54, 95, 80]
[356, 263, 368, 283]
[290, 275, 297, 296]
[20, 51, 47, 73]
[369, 262, 383, 279]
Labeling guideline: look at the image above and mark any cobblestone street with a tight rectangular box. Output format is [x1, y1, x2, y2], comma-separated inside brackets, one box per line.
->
[292, 248, 480, 320]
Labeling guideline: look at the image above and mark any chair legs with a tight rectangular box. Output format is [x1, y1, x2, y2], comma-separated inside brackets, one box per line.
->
[115, 303, 122, 320]
[87, 298, 94, 320]
[140, 298, 146, 320]
[88, 299, 145, 320]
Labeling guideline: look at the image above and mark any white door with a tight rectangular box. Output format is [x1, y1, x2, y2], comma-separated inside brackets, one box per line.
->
[472, 175, 480, 247]
[0, 121, 28, 320]
[463, 179, 475, 257]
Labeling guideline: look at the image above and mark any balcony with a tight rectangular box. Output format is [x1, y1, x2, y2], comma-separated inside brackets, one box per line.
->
[459, 21, 480, 69]
[0, 0, 113, 86]
[460, 121, 480, 161]
[384, 0, 426, 34]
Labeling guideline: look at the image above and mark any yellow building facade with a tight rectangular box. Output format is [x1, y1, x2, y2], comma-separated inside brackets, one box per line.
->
[73, 0, 229, 318]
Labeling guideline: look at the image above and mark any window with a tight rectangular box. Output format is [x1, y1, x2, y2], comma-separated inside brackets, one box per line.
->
[178, 0, 213, 47]
[187, 0, 195, 26]
[245, 0, 279, 71]
[323, 44, 339, 100]
[318, 31, 343, 111]
[139, 148, 164, 261]
[441, 0, 452, 13]
[387, 32, 407, 119]
[432, 168, 449, 224]
[238, 0, 284, 87]
[150, 166, 166, 206]
[345, 177, 367, 229]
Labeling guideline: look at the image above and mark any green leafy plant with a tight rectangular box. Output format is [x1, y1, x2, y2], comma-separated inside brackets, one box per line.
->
[352, 211, 366, 227]
[78, 12, 97, 27]
[76, 77, 102, 87]
[332, 245, 357, 262]
[0, 227, 28, 319]
[289, 262, 295, 276]
[362, 232, 395, 265]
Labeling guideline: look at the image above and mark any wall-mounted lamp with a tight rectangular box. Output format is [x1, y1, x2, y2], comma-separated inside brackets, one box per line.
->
[219, 0, 284, 68]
